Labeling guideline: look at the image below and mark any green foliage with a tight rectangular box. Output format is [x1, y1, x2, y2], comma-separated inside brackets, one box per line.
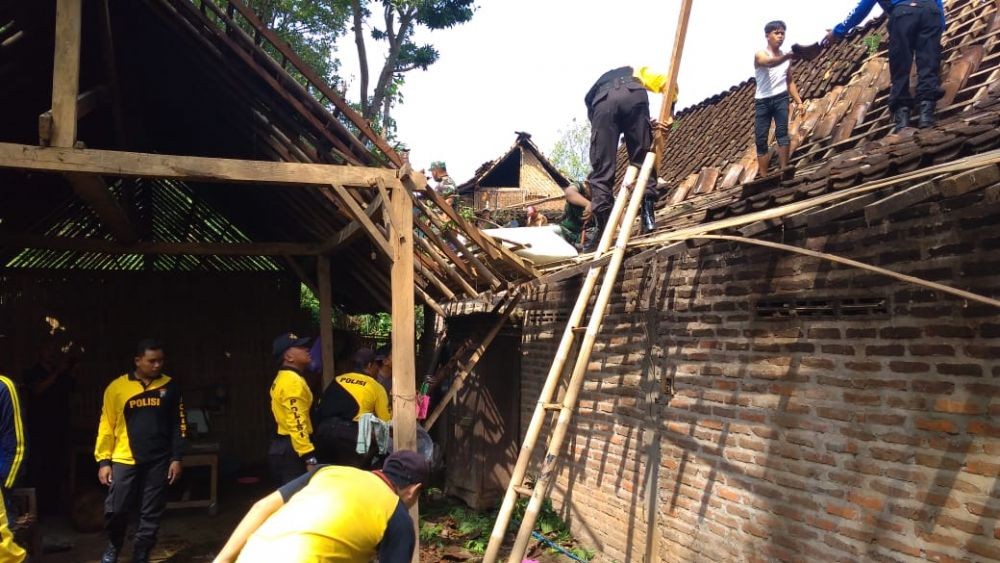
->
[241, 0, 351, 85]
[549, 118, 592, 182]
[444, 505, 494, 555]
[352, 0, 477, 133]
[511, 498, 595, 561]
[419, 521, 444, 543]
[863, 33, 883, 56]
[299, 284, 424, 339]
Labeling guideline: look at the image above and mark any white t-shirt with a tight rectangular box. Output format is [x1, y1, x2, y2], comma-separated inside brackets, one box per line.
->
[754, 51, 789, 99]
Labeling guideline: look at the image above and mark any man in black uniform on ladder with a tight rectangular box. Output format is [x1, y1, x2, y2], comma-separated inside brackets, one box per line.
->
[584, 66, 672, 250]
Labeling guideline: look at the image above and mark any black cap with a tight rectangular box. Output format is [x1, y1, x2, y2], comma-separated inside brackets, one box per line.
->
[353, 348, 376, 371]
[272, 332, 311, 358]
[382, 450, 429, 488]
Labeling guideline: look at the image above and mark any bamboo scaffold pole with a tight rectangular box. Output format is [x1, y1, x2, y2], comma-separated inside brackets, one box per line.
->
[508, 153, 657, 563]
[481, 165, 640, 563]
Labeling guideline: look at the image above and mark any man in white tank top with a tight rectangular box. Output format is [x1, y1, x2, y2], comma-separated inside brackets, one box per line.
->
[753, 21, 803, 178]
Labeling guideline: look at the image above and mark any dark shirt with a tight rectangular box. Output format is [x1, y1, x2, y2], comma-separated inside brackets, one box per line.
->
[22, 363, 74, 436]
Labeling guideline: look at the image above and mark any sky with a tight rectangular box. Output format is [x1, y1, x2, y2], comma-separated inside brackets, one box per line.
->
[335, 1, 880, 182]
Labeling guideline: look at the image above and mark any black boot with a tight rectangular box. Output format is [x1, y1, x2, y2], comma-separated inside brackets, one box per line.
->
[100, 543, 119, 563]
[892, 106, 911, 133]
[640, 199, 656, 235]
[582, 211, 609, 253]
[131, 545, 151, 563]
[918, 100, 936, 128]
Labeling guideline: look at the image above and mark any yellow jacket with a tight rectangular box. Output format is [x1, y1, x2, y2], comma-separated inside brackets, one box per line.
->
[270, 368, 315, 458]
[94, 373, 187, 466]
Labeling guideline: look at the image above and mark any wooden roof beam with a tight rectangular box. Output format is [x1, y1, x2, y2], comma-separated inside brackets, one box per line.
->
[0, 142, 406, 188]
[0, 234, 322, 256]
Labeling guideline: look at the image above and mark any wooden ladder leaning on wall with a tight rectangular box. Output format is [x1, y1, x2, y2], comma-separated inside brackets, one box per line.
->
[483, 152, 655, 563]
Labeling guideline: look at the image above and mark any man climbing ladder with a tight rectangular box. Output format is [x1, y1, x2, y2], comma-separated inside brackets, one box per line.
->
[483, 2, 693, 561]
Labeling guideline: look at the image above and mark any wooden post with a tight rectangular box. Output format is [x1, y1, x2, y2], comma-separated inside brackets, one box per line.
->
[388, 180, 419, 561]
[316, 255, 336, 391]
[51, 0, 82, 148]
[653, 0, 694, 162]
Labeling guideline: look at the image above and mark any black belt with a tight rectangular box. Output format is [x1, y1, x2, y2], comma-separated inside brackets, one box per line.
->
[590, 76, 641, 107]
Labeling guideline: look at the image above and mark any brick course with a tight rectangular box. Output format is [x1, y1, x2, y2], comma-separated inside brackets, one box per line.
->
[517, 188, 1000, 562]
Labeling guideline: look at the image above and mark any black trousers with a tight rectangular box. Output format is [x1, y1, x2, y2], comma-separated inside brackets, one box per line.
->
[314, 418, 376, 469]
[888, 0, 944, 110]
[268, 435, 306, 487]
[586, 77, 659, 216]
[105, 458, 169, 550]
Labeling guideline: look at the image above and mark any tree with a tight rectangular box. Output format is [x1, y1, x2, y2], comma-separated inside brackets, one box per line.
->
[349, 0, 476, 134]
[549, 119, 591, 182]
[243, 0, 352, 85]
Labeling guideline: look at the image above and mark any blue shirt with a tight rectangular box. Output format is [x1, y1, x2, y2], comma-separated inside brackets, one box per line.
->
[833, 0, 945, 37]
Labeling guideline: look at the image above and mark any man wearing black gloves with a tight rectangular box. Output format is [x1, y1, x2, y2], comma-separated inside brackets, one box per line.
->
[825, 0, 945, 131]
[95, 339, 186, 563]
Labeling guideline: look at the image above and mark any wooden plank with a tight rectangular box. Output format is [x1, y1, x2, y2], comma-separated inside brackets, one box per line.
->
[0, 142, 405, 187]
[864, 179, 941, 224]
[318, 189, 384, 254]
[51, 0, 82, 148]
[0, 234, 321, 256]
[937, 164, 1000, 197]
[63, 173, 139, 243]
[422, 291, 523, 431]
[388, 179, 419, 558]
[412, 215, 477, 281]
[325, 184, 393, 258]
[317, 255, 336, 390]
[805, 191, 882, 228]
[283, 257, 319, 295]
[624, 241, 689, 268]
[413, 230, 478, 298]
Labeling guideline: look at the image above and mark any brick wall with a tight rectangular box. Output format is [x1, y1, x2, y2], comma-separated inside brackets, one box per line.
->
[518, 186, 1000, 562]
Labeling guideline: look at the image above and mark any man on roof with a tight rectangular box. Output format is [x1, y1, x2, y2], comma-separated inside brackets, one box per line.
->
[525, 205, 548, 227]
[584, 66, 675, 250]
[95, 339, 186, 563]
[825, 0, 945, 131]
[268, 332, 318, 486]
[754, 20, 803, 178]
[429, 161, 457, 207]
[213, 450, 427, 563]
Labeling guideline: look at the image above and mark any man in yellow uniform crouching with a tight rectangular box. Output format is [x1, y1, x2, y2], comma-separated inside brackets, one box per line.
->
[213, 450, 428, 563]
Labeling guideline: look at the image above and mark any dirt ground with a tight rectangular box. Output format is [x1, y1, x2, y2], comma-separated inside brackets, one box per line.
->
[32, 482, 572, 563]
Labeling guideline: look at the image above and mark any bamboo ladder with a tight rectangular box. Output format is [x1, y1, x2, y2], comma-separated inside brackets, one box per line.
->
[483, 3, 693, 561]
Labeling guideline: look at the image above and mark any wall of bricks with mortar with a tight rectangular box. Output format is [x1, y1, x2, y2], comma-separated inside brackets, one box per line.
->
[518, 185, 1000, 562]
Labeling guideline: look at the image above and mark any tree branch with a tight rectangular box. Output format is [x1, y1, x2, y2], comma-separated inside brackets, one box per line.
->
[370, 4, 415, 125]
[351, 0, 369, 115]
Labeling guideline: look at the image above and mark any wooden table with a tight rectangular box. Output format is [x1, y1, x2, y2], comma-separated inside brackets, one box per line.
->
[166, 449, 219, 516]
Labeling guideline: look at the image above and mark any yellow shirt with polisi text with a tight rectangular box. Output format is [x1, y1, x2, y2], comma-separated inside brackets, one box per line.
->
[269, 368, 314, 457]
[238, 466, 406, 563]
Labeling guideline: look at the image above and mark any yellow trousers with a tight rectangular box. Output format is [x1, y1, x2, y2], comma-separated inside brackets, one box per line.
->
[0, 498, 25, 563]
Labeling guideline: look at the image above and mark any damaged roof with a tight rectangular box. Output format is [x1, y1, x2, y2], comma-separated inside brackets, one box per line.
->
[628, 0, 1000, 244]
[0, 0, 537, 312]
[458, 132, 571, 200]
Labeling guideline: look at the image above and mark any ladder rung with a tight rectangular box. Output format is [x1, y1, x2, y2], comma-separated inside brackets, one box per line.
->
[513, 485, 533, 497]
[571, 326, 587, 333]
[542, 403, 562, 411]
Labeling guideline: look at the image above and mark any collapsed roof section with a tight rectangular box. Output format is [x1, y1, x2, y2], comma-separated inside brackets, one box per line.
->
[0, 0, 538, 313]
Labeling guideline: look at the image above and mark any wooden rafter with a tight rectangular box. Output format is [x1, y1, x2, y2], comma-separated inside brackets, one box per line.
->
[0, 142, 406, 187]
[1, 235, 321, 256]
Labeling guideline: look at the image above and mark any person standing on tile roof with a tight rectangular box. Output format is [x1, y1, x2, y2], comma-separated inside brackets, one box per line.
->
[825, 0, 945, 130]
[584, 66, 673, 250]
[429, 161, 457, 207]
[754, 20, 804, 178]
